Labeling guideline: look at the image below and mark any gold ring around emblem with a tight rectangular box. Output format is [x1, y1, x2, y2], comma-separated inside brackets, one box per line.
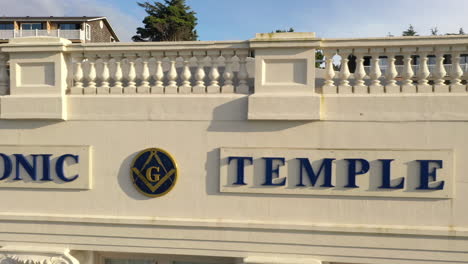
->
[130, 147, 179, 198]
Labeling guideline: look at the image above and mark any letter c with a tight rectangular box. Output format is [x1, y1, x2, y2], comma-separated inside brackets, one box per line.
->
[55, 154, 79, 182]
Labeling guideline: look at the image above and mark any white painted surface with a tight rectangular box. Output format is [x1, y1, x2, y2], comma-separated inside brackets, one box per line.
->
[0, 34, 466, 264]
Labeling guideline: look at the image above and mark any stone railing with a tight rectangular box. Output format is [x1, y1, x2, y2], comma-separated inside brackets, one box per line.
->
[67, 41, 253, 95]
[320, 35, 468, 94]
[2, 34, 468, 120]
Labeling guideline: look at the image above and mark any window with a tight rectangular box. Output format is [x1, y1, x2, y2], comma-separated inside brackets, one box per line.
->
[85, 23, 91, 40]
[21, 23, 43, 30]
[0, 24, 14, 30]
[59, 24, 80, 30]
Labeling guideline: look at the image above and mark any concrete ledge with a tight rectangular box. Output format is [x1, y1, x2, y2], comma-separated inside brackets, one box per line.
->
[248, 93, 320, 120]
[0, 95, 66, 120]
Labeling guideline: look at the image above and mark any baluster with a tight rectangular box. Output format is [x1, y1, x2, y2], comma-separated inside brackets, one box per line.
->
[401, 51, 415, 93]
[338, 49, 352, 94]
[179, 51, 192, 94]
[433, 47, 449, 93]
[110, 55, 123, 94]
[97, 55, 110, 94]
[151, 51, 164, 94]
[0, 54, 8, 95]
[384, 52, 399, 93]
[138, 55, 150, 93]
[124, 55, 137, 94]
[353, 49, 367, 94]
[70, 54, 84, 94]
[450, 49, 465, 92]
[192, 51, 206, 94]
[236, 50, 250, 94]
[417, 50, 431, 93]
[84, 55, 97, 94]
[207, 50, 220, 93]
[165, 51, 178, 94]
[369, 50, 383, 93]
[322, 50, 336, 94]
[221, 50, 235, 93]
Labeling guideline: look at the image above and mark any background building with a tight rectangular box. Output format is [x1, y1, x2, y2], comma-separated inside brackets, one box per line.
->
[0, 16, 119, 43]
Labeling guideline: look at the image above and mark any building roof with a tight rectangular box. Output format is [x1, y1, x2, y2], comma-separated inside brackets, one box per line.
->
[0, 16, 119, 41]
[0, 16, 104, 22]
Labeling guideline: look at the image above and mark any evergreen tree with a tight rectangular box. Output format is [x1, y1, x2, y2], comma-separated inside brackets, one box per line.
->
[459, 27, 465, 35]
[402, 24, 418, 36]
[133, 0, 198, 42]
[430, 27, 439, 36]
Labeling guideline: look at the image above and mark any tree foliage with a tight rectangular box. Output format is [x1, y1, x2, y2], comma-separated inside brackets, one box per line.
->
[402, 24, 418, 36]
[133, 0, 198, 42]
[274, 28, 294, 33]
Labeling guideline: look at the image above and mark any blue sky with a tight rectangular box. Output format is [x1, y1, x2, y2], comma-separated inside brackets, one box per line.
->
[3, 0, 468, 42]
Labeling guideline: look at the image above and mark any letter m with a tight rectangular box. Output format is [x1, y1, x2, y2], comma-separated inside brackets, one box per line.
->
[296, 158, 335, 187]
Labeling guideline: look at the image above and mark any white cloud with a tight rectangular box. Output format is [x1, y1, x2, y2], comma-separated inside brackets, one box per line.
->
[0, 0, 140, 41]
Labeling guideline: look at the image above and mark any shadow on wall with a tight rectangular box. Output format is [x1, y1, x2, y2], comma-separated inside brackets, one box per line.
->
[0, 120, 62, 130]
[117, 150, 152, 200]
[207, 97, 309, 132]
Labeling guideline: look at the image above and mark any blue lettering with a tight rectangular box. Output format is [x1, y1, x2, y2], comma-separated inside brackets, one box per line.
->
[344, 158, 369, 188]
[55, 154, 79, 182]
[378, 159, 404, 189]
[296, 158, 335, 187]
[416, 160, 444, 190]
[228, 156, 253, 185]
[40, 154, 53, 181]
[0, 153, 12, 180]
[262, 157, 286, 186]
[14, 154, 38, 181]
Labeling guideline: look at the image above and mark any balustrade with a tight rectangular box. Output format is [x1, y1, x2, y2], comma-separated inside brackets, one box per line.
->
[67, 47, 252, 95]
[0, 34, 468, 97]
[321, 40, 468, 94]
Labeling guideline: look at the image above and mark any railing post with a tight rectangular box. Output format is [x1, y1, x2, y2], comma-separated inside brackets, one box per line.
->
[384, 48, 400, 93]
[450, 46, 466, 93]
[401, 48, 416, 93]
[0, 53, 8, 95]
[434, 47, 450, 93]
[322, 49, 337, 94]
[337, 49, 352, 94]
[353, 48, 368, 94]
[0, 37, 71, 120]
[248, 32, 319, 120]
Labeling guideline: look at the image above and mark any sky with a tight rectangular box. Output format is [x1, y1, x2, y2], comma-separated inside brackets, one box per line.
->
[2, 0, 468, 42]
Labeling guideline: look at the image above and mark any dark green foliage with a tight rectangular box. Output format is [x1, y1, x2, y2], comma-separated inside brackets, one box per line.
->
[274, 28, 294, 33]
[402, 24, 418, 36]
[133, 0, 198, 42]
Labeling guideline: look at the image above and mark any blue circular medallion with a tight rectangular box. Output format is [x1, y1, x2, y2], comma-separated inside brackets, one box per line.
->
[130, 148, 178, 197]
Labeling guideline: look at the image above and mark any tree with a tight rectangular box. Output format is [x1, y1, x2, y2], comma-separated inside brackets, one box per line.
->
[430, 27, 439, 36]
[460, 28, 465, 35]
[402, 24, 418, 36]
[274, 28, 294, 33]
[133, 0, 198, 42]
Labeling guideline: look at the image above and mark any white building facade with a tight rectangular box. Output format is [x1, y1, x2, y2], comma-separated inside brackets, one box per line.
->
[0, 33, 466, 264]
